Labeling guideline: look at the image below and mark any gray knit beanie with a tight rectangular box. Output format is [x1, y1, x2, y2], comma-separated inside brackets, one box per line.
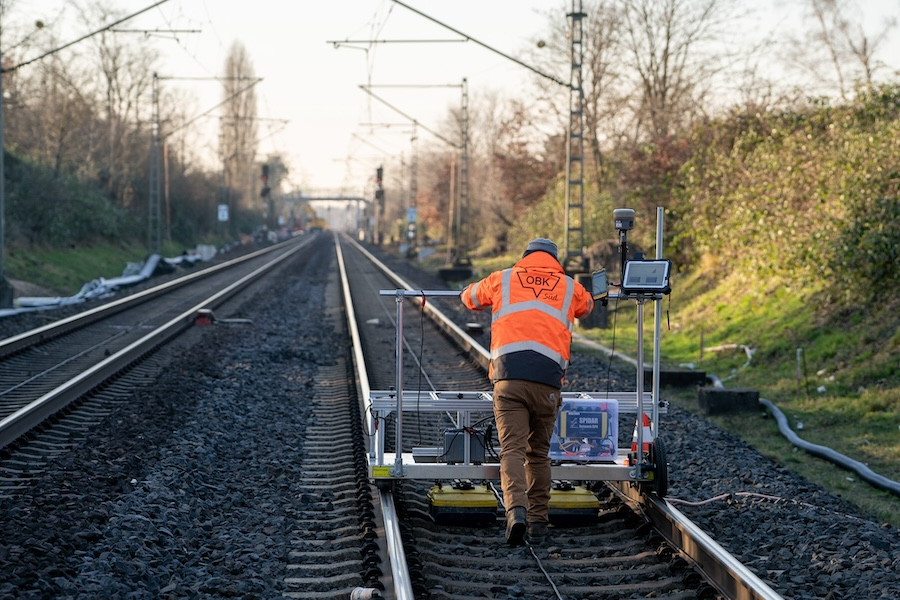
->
[523, 238, 558, 259]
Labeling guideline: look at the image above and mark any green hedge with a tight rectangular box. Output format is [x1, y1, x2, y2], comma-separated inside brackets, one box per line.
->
[670, 86, 900, 305]
[5, 152, 133, 247]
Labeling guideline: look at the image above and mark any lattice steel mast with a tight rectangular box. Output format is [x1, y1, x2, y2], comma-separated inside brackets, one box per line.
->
[564, 0, 586, 272]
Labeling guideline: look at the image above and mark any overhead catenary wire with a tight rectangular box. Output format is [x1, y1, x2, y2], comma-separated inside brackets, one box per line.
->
[358, 85, 458, 149]
[3, 0, 172, 73]
[108, 28, 200, 38]
[330, 38, 467, 46]
[166, 78, 263, 136]
[388, 0, 570, 89]
[155, 3, 285, 163]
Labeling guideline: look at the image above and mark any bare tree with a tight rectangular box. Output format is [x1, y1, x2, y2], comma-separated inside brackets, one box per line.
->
[219, 41, 259, 217]
[791, 0, 897, 100]
[463, 90, 505, 251]
[7, 50, 97, 178]
[4, 1, 159, 205]
[528, 2, 626, 187]
[489, 99, 566, 252]
[619, 0, 727, 140]
[89, 6, 158, 205]
[581, 1, 628, 187]
[0, 2, 256, 247]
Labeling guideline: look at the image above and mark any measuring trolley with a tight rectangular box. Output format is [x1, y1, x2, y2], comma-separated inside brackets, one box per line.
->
[366, 208, 672, 524]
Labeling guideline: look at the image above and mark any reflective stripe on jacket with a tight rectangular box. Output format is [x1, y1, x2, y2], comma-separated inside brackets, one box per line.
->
[461, 251, 593, 388]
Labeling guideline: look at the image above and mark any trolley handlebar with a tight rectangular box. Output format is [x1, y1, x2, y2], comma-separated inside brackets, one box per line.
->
[379, 289, 462, 297]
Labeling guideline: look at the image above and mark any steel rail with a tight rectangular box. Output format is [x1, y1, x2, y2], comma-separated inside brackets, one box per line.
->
[613, 483, 784, 600]
[335, 234, 414, 600]
[340, 233, 783, 600]
[349, 238, 489, 372]
[0, 235, 313, 450]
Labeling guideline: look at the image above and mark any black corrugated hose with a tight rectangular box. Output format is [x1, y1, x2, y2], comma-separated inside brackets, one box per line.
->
[759, 398, 900, 498]
[706, 373, 900, 498]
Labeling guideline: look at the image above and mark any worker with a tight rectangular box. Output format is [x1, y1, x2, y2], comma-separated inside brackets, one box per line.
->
[460, 238, 593, 546]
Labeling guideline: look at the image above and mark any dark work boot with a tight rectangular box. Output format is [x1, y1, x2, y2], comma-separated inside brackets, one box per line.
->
[527, 522, 550, 546]
[505, 507, 527, 547]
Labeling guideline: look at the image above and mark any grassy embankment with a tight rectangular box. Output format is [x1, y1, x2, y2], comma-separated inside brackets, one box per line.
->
[590, 266, 897, 528]
[5, 241, 184, 296]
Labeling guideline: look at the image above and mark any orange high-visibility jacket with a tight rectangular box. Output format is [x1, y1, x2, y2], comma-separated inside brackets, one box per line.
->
[461, 251, 593, 388]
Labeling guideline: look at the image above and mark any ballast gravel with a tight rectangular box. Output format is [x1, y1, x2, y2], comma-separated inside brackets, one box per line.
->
[0, 242, 337, 600]
[0, 239, 897, 600]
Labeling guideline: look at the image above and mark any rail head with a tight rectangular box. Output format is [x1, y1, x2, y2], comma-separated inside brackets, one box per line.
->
[613, 482, 785, 600]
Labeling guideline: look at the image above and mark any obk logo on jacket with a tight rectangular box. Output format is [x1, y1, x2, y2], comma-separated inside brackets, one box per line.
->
[516, 269, 561, 298]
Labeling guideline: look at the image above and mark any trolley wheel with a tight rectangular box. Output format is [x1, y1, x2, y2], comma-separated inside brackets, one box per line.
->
[375, 479, 397, 493]
[638, 436, 668, 498]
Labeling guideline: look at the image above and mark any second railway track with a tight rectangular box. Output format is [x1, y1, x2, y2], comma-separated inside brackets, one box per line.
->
[0, 235, 314, 451]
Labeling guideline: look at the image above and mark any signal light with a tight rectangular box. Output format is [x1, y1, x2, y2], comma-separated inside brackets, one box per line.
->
[261, 164, 269, 182]
[376, 166, 383, 185]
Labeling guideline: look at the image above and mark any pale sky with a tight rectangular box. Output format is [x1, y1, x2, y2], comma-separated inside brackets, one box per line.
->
[12, 0, 900, 198]
[148, 0, 558, 196]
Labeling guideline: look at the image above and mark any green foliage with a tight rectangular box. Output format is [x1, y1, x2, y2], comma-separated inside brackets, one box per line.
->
[507, 170, 618, 255]
[4, 151, 132, 247]
[6, 242, 148, 295]
[619, 136, 695, 252]
[670, 86, 900, 305]
[506, 175, 564, 249]
[828, 195, 899, 302]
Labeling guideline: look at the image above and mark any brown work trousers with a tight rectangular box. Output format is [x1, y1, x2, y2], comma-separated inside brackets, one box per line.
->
[493, 379, 561, 524]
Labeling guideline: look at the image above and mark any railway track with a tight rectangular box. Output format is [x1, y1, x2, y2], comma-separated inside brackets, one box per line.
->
[336, 234, 784, 600]
[1, 232, 891, 599]
[0, 232, 381, 599]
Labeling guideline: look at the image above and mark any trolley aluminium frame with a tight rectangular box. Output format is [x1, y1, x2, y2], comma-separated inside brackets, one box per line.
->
[367, 208, 670, 487]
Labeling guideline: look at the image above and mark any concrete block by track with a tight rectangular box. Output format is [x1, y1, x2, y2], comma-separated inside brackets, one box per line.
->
[697, 387, 759, 415]
[652, 367, 707, 388]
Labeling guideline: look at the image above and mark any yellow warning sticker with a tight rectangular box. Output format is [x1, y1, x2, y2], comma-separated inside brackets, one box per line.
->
[372, 466, 391, 478]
